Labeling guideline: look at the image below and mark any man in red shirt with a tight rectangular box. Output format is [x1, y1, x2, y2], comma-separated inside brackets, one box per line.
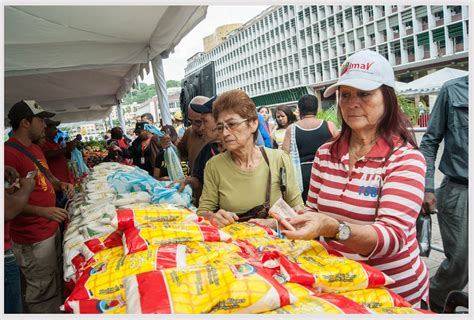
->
[5, 100, 74, 313]
[40, 119, 77, 207]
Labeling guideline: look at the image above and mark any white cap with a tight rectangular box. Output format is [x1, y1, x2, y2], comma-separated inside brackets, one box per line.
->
[323, 50, 395, 97]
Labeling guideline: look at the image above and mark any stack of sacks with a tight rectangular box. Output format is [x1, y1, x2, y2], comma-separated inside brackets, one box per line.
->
[62, 163, 435, 314]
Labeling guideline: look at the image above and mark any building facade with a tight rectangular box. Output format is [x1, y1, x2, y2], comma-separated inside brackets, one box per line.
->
[185, 5, 469, 109]
[203, 23, 243, 52]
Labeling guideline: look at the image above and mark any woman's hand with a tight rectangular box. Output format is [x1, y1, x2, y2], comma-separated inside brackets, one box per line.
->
[249, 218, 277, 229]
[282, 212, 338, 240]
[209, 209, 239, 228]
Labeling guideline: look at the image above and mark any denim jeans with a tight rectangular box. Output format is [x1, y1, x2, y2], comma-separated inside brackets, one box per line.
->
[4, 249, 23, 313]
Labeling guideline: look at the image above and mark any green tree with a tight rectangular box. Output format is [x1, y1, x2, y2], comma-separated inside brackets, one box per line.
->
[166, 80, 180, 88]
[397, 95, 419, 126]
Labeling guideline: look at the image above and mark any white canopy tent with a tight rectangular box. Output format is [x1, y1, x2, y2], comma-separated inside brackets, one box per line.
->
[398, 67, 468, 97]
[5, 6, 207, 125]
[394, 81, 410, 94]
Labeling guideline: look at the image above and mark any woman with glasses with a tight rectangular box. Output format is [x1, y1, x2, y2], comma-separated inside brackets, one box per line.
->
[272, 105, 297, 149]
[281, 50, 429, 307]
[197, 89, 303, 228]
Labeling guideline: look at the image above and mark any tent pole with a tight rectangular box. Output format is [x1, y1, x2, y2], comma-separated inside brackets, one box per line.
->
[108, 112, 114, 130]
[151, 55, 172, 125]
[116, 100, 126, 133]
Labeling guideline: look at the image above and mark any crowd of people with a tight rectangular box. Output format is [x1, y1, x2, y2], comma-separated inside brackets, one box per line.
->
[4, 49, 468, 314]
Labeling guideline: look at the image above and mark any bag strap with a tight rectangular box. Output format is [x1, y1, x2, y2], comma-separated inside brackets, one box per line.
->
[5, 141, 54, 183]
[259, 147, 271, 211]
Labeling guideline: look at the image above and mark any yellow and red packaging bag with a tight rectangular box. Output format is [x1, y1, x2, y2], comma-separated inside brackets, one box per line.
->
[80, 230, 123, 261]
[264, 294, 371, 314]
[73, 246, 124, 282]
[112, 204, 198, 230]
[122, 222, 231, 255]
[254, 238, 342, 258]
[64, 297, 126, 314]
[339, 288, 411, 308]
[278, 252, 394, 293]
[64, 242, 243, 311]
[221, 222, 276, 240]
[123, 263, 296, 314]
[369, 307, 436, 314]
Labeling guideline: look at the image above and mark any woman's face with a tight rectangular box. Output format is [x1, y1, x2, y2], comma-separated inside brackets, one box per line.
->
[216, 110, 258, 152]
[259, 108, 269, 121]
[276, 111, 288, 127]
[338, 86, 385, 134]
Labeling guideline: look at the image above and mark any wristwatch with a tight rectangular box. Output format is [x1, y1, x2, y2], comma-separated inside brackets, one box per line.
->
[335, 221, 351, 241]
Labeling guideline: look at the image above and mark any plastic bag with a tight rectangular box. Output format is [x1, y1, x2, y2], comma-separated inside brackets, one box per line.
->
[221, 222, 276, 240]
[150, 182, 193, 207]
[112, 191, 151, 207]
[369, 307, 435, 314]
[416, 211, 432, 257]
[65, 297, 126, 314]
[278, 252, 394, 293]
[123, 263, 296, 314]
[71, 147, 90, 177]
[144, 124, 184, 181]
[122, 222, 231, 255]
[111, 204, 198, 231]
[339, 288, 411, 308]
[80, 231, 123, 261]
[264, 294, 370, 314]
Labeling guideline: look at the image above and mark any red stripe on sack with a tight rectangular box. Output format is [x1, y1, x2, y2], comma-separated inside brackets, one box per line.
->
[198, 224, 221, 241]
[103, 231, 123, 249]
[253, 263, 291, 307]
[116, 208, 135, 230]
[360, 261, 390, 287]
[155, 244, 178, 269]
[387, 288, 411, 307]
[137, 271, 172, 313]
[84, 238, 102, 254]
[279, 254, 315, 286]
[67, 266, 94, 300]
[124, 227, 148, 254]
[317, 293, 371, 314]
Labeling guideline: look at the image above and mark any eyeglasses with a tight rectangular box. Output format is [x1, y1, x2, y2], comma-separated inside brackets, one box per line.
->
[215, 118, 248, 133]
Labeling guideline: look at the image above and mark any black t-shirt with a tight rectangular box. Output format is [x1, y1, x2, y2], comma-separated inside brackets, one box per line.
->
[130, 138, 155, 175]
[192, 142, 220, 184]
[154, 149, 189, 178]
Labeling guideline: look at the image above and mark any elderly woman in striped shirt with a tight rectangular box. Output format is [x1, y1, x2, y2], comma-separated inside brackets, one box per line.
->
[282, 50, 429, 307]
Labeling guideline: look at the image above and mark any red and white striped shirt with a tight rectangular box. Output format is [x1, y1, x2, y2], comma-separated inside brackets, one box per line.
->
[307, 135, 429, 306]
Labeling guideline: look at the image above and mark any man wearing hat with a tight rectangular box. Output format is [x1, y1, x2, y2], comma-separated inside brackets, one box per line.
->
[175, 96, 221, 206]
[41, 118, 77, 184]
[40, 118, 78, 208]
[5, 100, 74, 313]
[171, 96, 210, 173]
[173, 111, 185, 139]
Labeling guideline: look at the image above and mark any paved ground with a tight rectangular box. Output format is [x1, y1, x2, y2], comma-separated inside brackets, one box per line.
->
[414, 131, 469, 310]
